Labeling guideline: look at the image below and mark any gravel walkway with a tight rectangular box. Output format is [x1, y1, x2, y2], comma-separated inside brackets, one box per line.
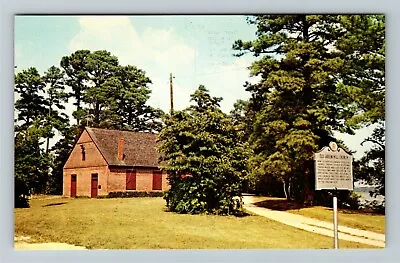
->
[242, 196, 385, 248]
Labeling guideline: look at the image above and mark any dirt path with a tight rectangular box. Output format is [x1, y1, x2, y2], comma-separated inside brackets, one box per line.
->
[242, 196, 385, 248]
[14, 236, 87, 250]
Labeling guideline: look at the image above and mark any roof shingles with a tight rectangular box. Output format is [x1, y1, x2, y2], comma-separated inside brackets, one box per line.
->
[86, 127, 159, 167]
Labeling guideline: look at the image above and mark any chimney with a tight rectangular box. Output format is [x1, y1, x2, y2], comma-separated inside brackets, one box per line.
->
[118, 137, 124, 160]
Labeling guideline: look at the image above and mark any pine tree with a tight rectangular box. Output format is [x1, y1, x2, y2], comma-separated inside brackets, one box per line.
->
[43, 65, 69, 153]
[60, 50, 91, 125]
[104, 65, 164, 132]
[14, 67, 47, 130]
[14, 68, 52, 205]
[233, 15, 384, 204]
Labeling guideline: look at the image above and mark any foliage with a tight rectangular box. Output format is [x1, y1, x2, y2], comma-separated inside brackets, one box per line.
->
[14, 126, 52, 206]
[335, 15, 385, 127]
[104, 191, 165, 198]
[15, 50, 165, 200]
[61, 50, 164, 131]
[159, 86, 248, 215]
[232, 15, 385, 204]
[43, 65, 69, 153]
[354, 122, 385, 199]
[14, 67, 47, 131]
[14, 176, 30, 208]
[14, 68, 53, 204]
[60, 49, 91, 124]
[47, 125, 76, 195]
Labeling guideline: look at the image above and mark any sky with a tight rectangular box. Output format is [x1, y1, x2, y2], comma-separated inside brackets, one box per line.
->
[14, 15, 377, 159]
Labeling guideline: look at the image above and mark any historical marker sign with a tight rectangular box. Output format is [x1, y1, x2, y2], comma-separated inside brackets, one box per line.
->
[314, 142, 353, 191]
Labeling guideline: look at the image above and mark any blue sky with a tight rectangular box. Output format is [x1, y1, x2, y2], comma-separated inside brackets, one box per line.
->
[14, 15, 376, 159]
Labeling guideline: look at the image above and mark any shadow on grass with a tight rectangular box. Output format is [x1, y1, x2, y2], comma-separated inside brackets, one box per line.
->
[338, 208, 384, 216]
[42, 202, 68, 207]
[254, 198, 384, 215]
[162, 208, 251, 217]
[233, 211, 250, 217]
[253, 199, 307, 211]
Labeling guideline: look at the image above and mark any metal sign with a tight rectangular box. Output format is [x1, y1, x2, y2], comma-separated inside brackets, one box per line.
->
[314, 142, 353, 191]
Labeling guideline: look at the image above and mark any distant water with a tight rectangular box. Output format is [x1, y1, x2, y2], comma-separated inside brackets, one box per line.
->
[354, 186, 385, 206]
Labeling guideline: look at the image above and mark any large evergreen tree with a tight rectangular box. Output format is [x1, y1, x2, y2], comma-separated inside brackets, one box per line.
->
[61, 49, 164, 131]
[101, 65, 164, 132]
[233, 15, 385, 204]
[14, 67, 47, 131]
[60, 50, 91, 125]
[336, 16, 385, 206]
[14, 68, 51, 206]
[83, 50, 119, 126]
[43, 65, 69, 153]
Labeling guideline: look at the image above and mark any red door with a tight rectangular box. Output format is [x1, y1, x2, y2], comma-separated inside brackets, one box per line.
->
[91, 174, 98, 198]
[152, 171, 162, 190]
[126, 170, 136, 190]
[71, 174, 77, 197]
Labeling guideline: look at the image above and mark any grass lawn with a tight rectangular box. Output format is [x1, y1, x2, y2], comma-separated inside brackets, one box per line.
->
[288, 206, 385, 234]
[252, 197, 385, 234]
[15, 197, 378, 249]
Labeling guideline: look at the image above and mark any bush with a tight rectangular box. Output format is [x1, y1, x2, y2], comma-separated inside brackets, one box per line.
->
[365, 199, 385, 214]
[15, 176, 30, 208]
[158, 86, 247, 215]
[314, 190, 360, 210]
[105, 191, 165, 198]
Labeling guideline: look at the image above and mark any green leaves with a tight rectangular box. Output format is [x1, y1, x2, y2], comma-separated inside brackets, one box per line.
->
[14, 50, 166, 202]
[232, 15, 385, 203]
[60, 49, 163, 131]
[159, 86, 247, 215]
[354, 122, 385, 200]
[14, 67, 47, 129]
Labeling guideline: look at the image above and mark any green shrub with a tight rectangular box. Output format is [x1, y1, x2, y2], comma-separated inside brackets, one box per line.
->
[106, 191, 165, 198]
[15, 176, 30, 208]
[158, 87, 247, 215]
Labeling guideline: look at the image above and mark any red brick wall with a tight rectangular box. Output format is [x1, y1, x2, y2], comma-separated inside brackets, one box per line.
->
[63, 129, 170, 197]
[63, 166, 109, 197]
[107, 167, 127, 192]
[63, 130, 109, 197]
[108, 168, 170, 192]
[64, 130, 107, 169]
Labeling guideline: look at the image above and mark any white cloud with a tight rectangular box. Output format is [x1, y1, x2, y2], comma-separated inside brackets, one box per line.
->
[141, 27, 196, 71]
[69, 16, 142, 65]
[69, 17, 195, 69]
[68, 17, 258, 114]
[68, 16, 197, 113]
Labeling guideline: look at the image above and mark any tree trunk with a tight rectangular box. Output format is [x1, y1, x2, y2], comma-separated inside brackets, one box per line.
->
[46, 97, 52, 154]
[282, 179, 288, 200]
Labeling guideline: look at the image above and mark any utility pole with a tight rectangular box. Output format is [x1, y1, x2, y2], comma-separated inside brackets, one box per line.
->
[45, 96, 52, 154]
[170, 73, 174, 114]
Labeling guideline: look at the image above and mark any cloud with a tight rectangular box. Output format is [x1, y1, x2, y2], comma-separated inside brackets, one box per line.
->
[69, 16, 141, 65]
[68, 16, 197, 113]
[69, 17, 195, 70]
[68, 16, 260, 114]
[141, 27, 196, 71]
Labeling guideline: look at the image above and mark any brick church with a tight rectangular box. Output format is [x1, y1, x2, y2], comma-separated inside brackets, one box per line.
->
[63, 127, 169, 198]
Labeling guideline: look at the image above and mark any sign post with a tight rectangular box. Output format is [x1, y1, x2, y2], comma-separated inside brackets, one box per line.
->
[314, 142, 353, 249]
[333, 191, 338, 249]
